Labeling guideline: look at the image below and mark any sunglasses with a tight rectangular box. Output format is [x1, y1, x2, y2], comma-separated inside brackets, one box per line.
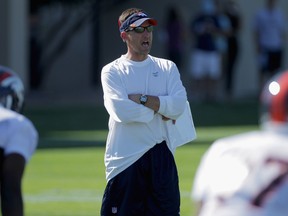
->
[126, 25, 153, 33]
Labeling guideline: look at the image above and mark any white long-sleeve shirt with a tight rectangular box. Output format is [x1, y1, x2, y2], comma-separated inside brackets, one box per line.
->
[101, 55, 187, 181]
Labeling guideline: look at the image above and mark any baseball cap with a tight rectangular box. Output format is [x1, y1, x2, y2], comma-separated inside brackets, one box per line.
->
[119, 12, 157, 32]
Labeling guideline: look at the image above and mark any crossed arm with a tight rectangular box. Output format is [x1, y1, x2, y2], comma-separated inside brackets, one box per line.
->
[128, 94, 159, 112]
[128, 94, 175, 123]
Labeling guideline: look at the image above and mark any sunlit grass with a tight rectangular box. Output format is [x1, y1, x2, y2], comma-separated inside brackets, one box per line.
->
[23, 125, 257, 215]
[23, 101, 258, 215]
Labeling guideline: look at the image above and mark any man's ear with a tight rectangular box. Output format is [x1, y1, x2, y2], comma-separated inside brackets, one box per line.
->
[120, 32, 127, 43]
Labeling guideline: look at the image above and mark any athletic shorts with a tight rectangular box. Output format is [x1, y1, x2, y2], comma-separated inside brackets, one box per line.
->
[259, 49, 283, 74]
[190, 50, 221, 79]
[101, 141, 180, 216]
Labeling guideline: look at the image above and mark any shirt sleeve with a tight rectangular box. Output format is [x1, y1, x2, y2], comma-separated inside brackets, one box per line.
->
[192, 139, 249, 202]
[157, 63, 187, 120]
[6, 116, 38, 162]
[101, 65, 154, 123]
[192, 140, 225, 201]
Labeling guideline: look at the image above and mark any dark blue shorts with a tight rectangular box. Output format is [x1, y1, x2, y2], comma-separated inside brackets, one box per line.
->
[101, 141, 180, 216]
[260, 49, 283, 74]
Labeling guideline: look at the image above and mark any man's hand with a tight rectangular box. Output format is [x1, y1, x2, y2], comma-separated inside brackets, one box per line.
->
[161, 115, 176, 124]
[128, 94, 175, 124]
[128, 94, 141, 104]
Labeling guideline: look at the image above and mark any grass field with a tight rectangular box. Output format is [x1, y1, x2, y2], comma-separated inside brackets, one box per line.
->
[22, 100, 259, 215]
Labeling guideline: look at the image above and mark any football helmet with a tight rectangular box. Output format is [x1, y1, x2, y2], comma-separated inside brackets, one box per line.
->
[260, 70, 288, 126]
[0, 66, 24, 113]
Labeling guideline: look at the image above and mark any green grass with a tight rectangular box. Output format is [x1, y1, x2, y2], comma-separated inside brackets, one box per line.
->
[24, 144, 207, 216]
[22, 101, 259, 215]
[23, 147, 105, 216]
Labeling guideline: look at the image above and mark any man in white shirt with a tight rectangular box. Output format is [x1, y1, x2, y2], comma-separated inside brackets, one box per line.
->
[0, 66, 38, 216]
[253, 0, 287, 87]
[100, 7, 195, 216]
[192, 70, 288, 216]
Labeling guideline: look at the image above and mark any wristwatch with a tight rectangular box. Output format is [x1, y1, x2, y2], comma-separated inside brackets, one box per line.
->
[140, 95, 148, 105]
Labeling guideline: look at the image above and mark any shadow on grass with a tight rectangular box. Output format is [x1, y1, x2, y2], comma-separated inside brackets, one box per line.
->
[190, 99, 259, 126]
[38, 140, 106, 149]
[26, 100, 259, 149]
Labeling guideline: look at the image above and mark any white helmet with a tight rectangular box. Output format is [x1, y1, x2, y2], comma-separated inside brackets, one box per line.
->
[260, 70, 288, 127]
[0, 66, 24, 113]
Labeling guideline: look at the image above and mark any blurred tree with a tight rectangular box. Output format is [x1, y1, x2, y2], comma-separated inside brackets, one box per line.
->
[29, 0, 128, 89]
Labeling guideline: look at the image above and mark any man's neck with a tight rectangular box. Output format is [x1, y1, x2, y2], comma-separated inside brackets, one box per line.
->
[124, 52, 148, 62]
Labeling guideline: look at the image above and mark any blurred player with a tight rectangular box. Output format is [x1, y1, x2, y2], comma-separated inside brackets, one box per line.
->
[192, 70, 288, 216]
[0, 66, 38, 216]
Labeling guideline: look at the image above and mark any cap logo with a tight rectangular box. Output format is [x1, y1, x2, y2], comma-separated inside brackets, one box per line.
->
[137, 12, 147, 17]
